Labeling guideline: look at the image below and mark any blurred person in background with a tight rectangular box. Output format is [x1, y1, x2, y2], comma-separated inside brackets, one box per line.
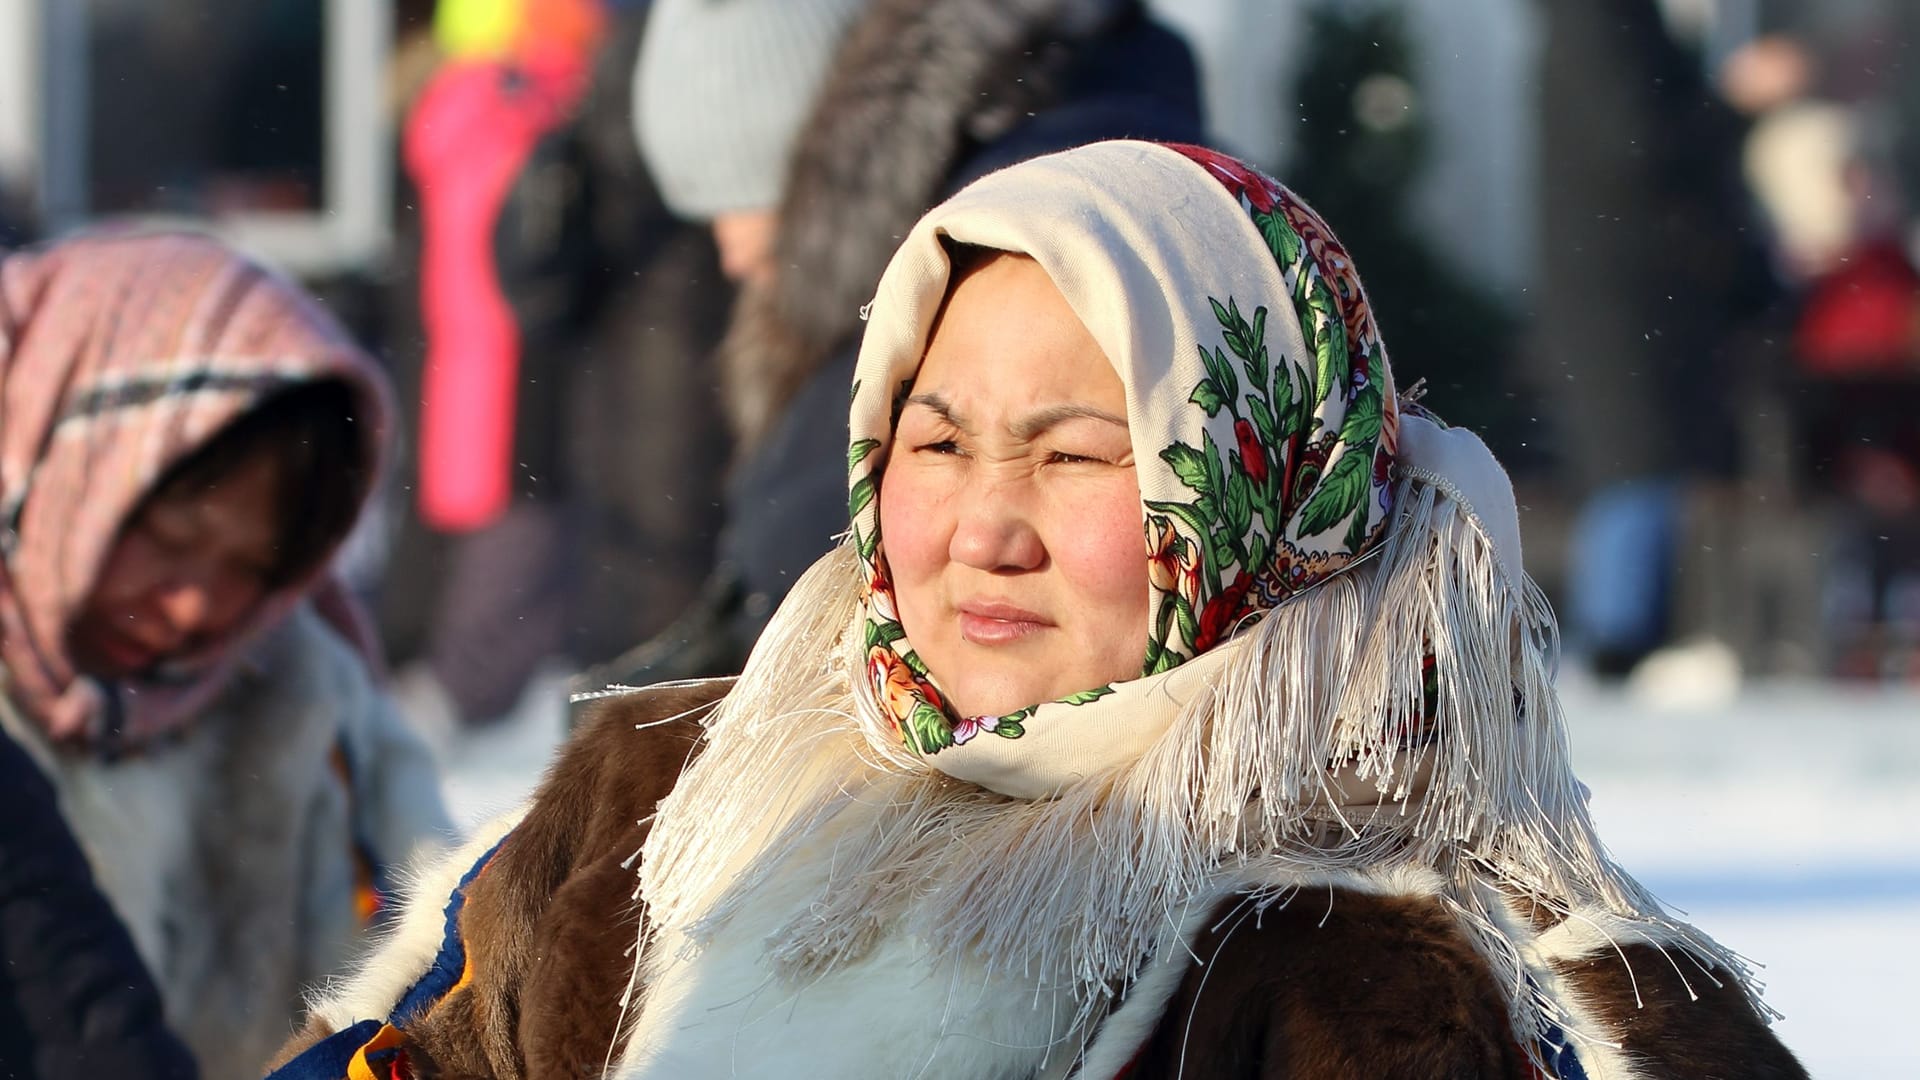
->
[585, 0, 1208, 691]
[383, 0, 739, 740]
[0, 233, 452, 1079]
[1725, 25, 1920, 678]
[1, 723, 197, 1079]
[382, 0, 607, 741]
[1536, 0, 1786, 685]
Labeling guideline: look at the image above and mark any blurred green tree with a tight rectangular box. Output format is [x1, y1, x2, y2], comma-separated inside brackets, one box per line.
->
[1281, 3, 1534, 467]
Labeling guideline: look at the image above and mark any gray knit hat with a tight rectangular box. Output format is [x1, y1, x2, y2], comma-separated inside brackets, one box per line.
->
[633, 0, 871, 220]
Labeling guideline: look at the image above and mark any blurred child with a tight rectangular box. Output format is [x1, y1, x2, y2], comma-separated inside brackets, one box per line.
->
[0, 232, 452, 1079]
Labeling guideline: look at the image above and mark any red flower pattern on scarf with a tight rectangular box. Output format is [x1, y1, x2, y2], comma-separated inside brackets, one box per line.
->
[1234, 418, 1268, 487]
[1170, 143, 1281, 213]
[1194, 574, 1255, 653]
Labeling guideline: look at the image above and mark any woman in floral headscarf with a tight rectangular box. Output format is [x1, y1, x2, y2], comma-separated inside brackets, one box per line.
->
[278, 143, 1804, 1079]
[0, 232, 451, 1080]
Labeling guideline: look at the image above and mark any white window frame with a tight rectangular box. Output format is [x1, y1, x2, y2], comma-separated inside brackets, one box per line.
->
[24, 0, 392, 276]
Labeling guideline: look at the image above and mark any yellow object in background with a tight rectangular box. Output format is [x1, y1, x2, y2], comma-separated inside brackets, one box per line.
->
[434, 0, 523, 59]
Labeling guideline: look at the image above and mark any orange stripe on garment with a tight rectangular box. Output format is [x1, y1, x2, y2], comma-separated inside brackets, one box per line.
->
[343, 859, 491, 1079]
[345, 1024, 406, 1080]
[342, 950, 479, 1080]
[330, 743, 386, 924]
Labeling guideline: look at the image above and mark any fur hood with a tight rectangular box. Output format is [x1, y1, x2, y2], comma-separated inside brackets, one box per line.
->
[718, 0, 1200, 446]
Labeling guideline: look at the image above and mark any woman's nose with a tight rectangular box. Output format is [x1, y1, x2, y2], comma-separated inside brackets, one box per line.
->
[153, 579, 233, 640]
[948, 480, 1046, 572]
[154, 583, 213, 636]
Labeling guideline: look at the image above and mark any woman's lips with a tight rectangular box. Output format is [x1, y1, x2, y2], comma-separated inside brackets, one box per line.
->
[956, 601, 1053, 645]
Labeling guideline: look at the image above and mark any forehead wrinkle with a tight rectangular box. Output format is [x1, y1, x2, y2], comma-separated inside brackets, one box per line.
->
[1008, 403, 1128, 441]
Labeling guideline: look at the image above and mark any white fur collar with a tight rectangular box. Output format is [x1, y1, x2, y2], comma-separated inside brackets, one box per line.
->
[615, 795, 1090, 1079]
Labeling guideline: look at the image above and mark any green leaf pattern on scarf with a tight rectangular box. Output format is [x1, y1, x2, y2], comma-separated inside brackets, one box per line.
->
[1134, 157, 1397, 663]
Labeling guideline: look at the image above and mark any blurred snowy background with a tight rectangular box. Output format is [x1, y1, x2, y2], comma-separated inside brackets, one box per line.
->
[5, 2, 1914, 1074]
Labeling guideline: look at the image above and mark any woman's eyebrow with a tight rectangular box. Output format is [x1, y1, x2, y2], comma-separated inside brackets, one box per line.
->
[905, 392, 969, 432]
[904, 394, 1127, 439]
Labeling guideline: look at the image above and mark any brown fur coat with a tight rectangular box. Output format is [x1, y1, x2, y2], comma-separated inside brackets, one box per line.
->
[279, 682, 1805, 1079]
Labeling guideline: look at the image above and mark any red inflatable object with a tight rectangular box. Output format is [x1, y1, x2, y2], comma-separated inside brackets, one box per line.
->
[404, 50, 590, 532]
[1795, 239, 1920, 378]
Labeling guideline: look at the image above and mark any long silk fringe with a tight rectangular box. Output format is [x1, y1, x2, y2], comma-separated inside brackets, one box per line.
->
[629, 476, 1769, 1055]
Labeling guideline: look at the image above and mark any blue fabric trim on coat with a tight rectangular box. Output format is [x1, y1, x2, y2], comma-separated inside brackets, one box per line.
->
[1540, 1019, 1589, 1079]
[392, 835, 506, 1024]
[264, 834, 509, 1079]
[264, 1019, 381, 1080]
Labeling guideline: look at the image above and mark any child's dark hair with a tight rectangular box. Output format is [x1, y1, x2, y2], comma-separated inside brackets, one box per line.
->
[147, 380, 370, 588]
[942, 239, 1002, 281]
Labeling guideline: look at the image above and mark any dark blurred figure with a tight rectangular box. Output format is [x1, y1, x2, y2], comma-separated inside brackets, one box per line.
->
[0, 728, 197, 1080]
[1280, 3, 1530, 462]
[1536, 0, 1786, 678]
[0, 189, 32, 251]
[382, 0, 733, 733]
[1727, 22, 1920, 679]
[1538, 0, 1775, 492]
[558, 11, 735, 682]
[584, 0, 1206, 692]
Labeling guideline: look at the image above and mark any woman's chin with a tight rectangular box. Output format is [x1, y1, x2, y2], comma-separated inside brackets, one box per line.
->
[69, 631, 160, 680]
[943, 673, 1085, 719]
[923, 637, 1132, 718]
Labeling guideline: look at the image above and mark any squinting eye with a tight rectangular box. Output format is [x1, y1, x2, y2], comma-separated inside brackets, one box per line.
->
[236, 560, 277, 586]
[915, 440, 964, 456]
[1048, 451, 1104, 465]
[138, 516, 194, 553]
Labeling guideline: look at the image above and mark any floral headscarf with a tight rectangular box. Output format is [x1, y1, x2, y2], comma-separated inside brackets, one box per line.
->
[0, 232, 390, 751]
[636, 145, 1757, 1057]
[847, 141, 1398, 792]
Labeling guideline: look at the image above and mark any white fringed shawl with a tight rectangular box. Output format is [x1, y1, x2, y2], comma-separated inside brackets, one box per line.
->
[622, 141, 1763, 1066]
[626, 425, 1759, 1059]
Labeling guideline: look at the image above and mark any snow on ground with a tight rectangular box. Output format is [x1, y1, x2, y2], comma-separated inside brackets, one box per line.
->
[444, 674, 1920, 1078]
[1557, 675, 1920, 1078]
[441, 671, 573, 830]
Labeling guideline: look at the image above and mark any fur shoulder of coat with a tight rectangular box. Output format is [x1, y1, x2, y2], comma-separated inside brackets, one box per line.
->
[719, 0, 1150, 446]
[1100, 877, 1808, 1079]
[280, 678, 728, 1080]
[278, 675, 1805, 1080]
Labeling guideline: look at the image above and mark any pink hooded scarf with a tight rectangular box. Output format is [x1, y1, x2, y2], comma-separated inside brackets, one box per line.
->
[0, 232, 391, 751]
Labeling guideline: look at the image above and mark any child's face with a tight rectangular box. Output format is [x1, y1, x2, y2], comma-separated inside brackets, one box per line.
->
[67, 454, 282, 678]
[711, 209, 780, 286]
[879, 254, 1148, 718]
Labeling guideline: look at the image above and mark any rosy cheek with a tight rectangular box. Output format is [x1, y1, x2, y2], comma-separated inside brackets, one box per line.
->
[877, 466, 949, 589]
[1052, 480, 1148, 613]
[88, 536, 160, 609]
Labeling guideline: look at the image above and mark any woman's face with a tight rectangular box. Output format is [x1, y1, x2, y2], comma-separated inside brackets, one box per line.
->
[880, 254, 1148, 718]
[67, 453, 282, 678]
